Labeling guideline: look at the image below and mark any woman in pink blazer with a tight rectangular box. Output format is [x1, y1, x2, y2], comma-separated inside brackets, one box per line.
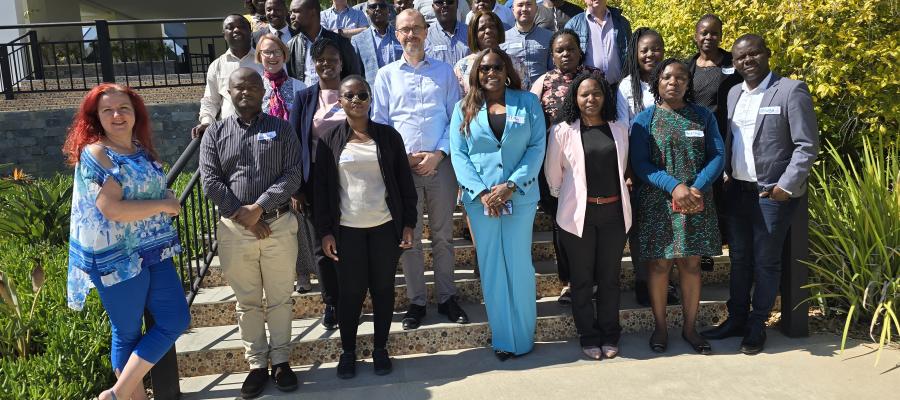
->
[544, 73, 632, 360]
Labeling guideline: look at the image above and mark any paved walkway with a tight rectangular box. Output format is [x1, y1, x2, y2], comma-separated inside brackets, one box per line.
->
[181, 330, 900, 400]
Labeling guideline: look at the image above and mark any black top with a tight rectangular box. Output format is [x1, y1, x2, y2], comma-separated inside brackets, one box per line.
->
[685, 49, 743, 135]
[313, 120, 418, 240]
[581, 123, 620, 198]
[488, 113, 506, 142]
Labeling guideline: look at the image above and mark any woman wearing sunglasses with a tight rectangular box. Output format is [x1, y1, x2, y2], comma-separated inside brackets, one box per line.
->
[449, 48, 546, 361]
[313, 75, 418, 379]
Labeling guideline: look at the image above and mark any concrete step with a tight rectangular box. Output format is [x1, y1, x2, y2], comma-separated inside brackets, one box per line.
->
[174, 285, 730, 377]
[188, 255, 732, 328]
[422, 210, 553, 240]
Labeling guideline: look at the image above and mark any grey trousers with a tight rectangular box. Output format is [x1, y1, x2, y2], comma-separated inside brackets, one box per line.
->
[401, 158, 458, 306]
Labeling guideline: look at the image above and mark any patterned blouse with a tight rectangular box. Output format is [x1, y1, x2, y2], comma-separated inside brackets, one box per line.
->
[532, 65, 604, 127]
[262, 76, 307, 120]
[67, 146, 181, 311]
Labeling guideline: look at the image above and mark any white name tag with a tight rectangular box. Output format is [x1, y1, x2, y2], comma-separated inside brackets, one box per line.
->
[329, 104, 343, 114]
[507, 115, 525, 124]
[257, 131, 277, 141]
[432, 45, 448, 51]
[759, 106, 781, 115]
[339, 154, 354, 163]
[684, 130, 705, 138]
[508, 42, 524, 49]
[721, 67, 735, 75]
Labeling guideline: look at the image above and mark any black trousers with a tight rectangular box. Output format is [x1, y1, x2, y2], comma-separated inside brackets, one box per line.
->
[336, 221, 400, 353]
[538, 169, 570, 283]
[307, 201, 339, 306]
[558, 202, 627, 346]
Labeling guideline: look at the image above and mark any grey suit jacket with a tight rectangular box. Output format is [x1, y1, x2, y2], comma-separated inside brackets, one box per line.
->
[350, 26, 403, 86]
[725, 73, 819, 197]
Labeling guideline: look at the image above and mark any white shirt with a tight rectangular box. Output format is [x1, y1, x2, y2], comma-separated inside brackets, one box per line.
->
[615, 74, 653, 126]
[268, 24, 293, 43]
[338, 140, 393, 228]
[198, 49, 263, 125]
[730, 72, 773, 182]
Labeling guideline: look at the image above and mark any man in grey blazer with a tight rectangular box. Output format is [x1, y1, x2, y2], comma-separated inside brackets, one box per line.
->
[700, 34, 818, 355]
[351, 0, 404, 86]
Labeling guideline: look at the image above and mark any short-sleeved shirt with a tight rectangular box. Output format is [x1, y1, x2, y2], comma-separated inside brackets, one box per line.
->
[501, 25, 555, 89]
[425, 21, 470, 68]
[67, 146, 181, 310]
[321, 6, 370, 32]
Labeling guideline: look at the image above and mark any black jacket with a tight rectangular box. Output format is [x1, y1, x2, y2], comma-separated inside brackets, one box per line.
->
[685, 48, 743, 135]
[286, 28, 363, 82]
[313, 120, 418, 240]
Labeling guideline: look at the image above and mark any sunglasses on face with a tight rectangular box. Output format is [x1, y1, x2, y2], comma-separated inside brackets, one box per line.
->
[478, 63, 504, 73]
[367, 3, 389, 10]
[434, 0, 456, 7]
[340, 92, 371, 102]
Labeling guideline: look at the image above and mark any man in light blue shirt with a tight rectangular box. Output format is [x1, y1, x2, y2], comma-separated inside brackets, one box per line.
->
[501, 0, 554, 89]
[424, 0, 470, 67]
[372, 8, 469, 331]
[321, 0, 370, 38]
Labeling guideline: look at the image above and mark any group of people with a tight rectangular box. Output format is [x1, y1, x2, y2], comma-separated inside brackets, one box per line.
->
[63, 1, 819, 399]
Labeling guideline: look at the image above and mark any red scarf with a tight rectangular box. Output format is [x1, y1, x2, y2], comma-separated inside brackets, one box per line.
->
[264, 69, 289, 120]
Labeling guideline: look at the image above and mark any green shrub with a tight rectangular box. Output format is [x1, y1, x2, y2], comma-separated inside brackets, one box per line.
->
[594, 0, 899, 151]
[804, 138, 899, 364]
[0, 174, 72, 246]
[0, 241, 115, 399]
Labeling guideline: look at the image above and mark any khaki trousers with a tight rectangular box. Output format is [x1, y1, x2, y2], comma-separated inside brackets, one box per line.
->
[217, 213, 298, 368]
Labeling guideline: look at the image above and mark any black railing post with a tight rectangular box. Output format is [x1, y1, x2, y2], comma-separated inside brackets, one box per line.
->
[779, 195, 810, 337]
[27, 30, 43, 79]
[0, 44, 14, 99]
[95, 20, 115, 83]
[182, 43, 191, 75]
[145, 311, 181, 400]
[206, 43, 215, 72]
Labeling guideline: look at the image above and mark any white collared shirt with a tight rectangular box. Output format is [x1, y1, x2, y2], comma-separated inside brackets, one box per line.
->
[268, 24, 293, 43]
[198, 49, 263, 125]
[730, 72, 773, 182]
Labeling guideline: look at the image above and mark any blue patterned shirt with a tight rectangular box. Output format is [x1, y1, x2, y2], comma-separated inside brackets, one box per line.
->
[321, 6, 370, 32]
[67, 146, 181, 311]
[424, 21, 470, 68]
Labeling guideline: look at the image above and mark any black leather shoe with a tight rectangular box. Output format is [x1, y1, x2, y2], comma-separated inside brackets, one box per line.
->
[323, 305, 338, 330]
[494, 350, 514, 361]
[700, 256, 715, 271]
[701, 318, 748, 340]
[666, 283, 680, 305]
[438, 297, 470, 324]
[240, 368, 268, 399]
[337, 352, 356, 379]
[740, 326, 767, 355]
[402, 304, 426, 330]
[373, 348, 393, 376]
[635, 280, 650, 307]
[270, 362, 298, 392]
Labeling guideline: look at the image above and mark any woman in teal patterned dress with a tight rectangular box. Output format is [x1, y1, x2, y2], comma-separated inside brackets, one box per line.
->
[629, 58, 725, 355]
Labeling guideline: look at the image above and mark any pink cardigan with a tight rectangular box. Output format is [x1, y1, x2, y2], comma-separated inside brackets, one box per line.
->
[544, 120, 632, 238]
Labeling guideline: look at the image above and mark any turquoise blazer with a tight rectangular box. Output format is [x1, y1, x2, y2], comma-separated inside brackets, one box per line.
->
[449, 89, 547, 205]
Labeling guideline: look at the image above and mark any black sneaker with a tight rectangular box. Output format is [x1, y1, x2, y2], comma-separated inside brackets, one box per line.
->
[270, 362, 298, 392]
[402, 304, 426, 329]
[438, 297, 470, 324]
[373, 348, 393, 376]
[337, 352, 356, 379]
[323, 304, 338, 330]
[240, 368, 268, 399]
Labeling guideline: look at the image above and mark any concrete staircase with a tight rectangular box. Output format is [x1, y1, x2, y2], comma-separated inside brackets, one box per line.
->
[176, 208, 733, 394]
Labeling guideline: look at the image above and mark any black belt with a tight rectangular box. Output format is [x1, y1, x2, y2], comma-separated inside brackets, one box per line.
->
[733, 179, 760, 193]
[261, 203, 291, 221]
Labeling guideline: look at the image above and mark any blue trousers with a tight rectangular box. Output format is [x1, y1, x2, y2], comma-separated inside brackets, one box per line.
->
[722, 182, 801, 328]
[89, 259, 190, 372]
[466, 201, 537, 355]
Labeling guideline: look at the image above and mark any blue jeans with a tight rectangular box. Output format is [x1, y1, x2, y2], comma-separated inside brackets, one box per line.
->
[89, 259, 190, 372]
[722, 181, 801, 327]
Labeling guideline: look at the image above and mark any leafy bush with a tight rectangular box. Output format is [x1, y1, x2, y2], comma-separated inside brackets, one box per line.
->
[804, 138, 899, 364]
[594, 0, 899, 151]
[0, 174, 72, 246]
[0, 241, 115, 399]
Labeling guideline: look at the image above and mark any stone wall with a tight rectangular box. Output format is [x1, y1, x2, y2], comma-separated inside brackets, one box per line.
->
[0, 102, 199, 177]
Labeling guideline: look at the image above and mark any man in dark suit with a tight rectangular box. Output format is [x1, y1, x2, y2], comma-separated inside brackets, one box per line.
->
[701, 34, 819, 355]
[251, 0, 296, 47]
[285, 0, 363, 85]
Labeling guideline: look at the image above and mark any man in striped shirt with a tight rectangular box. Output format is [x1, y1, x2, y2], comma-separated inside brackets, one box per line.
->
[199, 67, 303, 398]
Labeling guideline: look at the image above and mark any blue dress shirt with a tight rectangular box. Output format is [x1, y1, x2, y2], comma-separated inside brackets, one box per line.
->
[321, 6, 370, 32]
[424, 21, 470, 68]
[500, 25, 555, 89]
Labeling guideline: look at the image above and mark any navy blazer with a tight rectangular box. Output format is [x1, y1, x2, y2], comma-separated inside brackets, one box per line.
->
[288, 84, 321, 186]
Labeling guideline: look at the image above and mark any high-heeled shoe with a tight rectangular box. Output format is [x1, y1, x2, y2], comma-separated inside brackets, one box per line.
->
[581, 346, 602, 360]
[601, 344, 619, 359]
[682, 332, 712, 355]
[649, 329, 667, 353]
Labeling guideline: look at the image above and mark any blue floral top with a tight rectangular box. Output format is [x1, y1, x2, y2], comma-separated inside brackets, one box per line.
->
[67, 145, 181, 311]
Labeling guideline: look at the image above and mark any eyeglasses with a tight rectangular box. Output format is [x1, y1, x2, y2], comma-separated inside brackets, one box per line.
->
[396, 26, 425, 36]
[260, 49, 283, 58]
[340, 92, 371, 102]
[367, 3, 389, 10]
[478, 63, 505, 74]
[434, 0, 456, 7]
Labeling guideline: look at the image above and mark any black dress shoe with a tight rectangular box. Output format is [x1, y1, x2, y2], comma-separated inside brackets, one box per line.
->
[438, 297, 470, 324]
[701, 318, 748, 340]
[402, 304, 426, 330]
[323, 305, 338, 330]
[635, 280, 650, 307]
[270, 362, 298, 392]
[700, 256, 715, 271]
[666, 283, 680, 305]
[373, 348, 393, 376]
[740, 326, 767, 355]
[336, 352, 356, 379]
[240, 368, 268, 399]
[494, 350, 514, 361]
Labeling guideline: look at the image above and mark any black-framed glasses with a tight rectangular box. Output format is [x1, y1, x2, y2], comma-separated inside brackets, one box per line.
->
[367, 3, 389, 10]
[340, 92, 371, 102]
[396, 25, 425, 35]
[478, 63, 505, 74]
[434, 0, 456, 7]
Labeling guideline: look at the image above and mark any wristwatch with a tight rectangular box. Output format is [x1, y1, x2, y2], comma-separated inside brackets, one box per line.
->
[506, 181, 517, 191]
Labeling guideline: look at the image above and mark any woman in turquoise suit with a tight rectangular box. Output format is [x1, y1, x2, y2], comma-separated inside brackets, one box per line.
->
[449, 48, 546, 361]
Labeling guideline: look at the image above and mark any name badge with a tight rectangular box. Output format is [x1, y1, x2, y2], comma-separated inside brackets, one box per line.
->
[257, 131, 277, 141]
[339, 154, 354, 163]
[432, 44, 448, 51]
[721, 67, 735, 75]
[684, 130, 705, 138]
[508, 42, 524, 49]
[759, 106, 781, 115]
[329, 104, 343, 114]
[507, 115, 525, 124]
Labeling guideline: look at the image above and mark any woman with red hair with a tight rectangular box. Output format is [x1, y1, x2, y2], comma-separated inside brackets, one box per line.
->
[64, 83, 190, 400]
